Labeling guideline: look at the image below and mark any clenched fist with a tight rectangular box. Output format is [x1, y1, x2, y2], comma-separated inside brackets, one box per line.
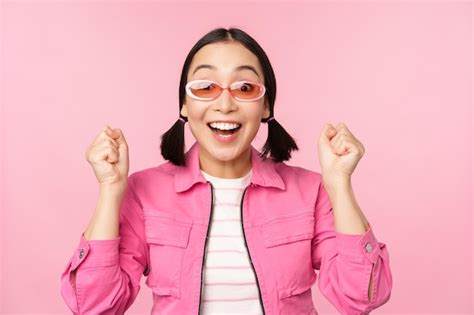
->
[85, 125, 129, 189]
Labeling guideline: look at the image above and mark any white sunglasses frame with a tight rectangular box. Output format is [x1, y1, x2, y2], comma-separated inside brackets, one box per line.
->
[185, 79, 266, 102]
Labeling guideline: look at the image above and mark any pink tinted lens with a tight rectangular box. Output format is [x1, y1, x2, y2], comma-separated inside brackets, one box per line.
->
[188, 81, 264, 100]
[188, 81, 221, 99]
[230, 81, 264, 100]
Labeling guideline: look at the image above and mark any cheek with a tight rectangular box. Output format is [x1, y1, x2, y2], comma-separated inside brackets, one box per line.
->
[245, 101, 266, 118]
[244, 119, 263, 137]
[241, 104, 265, 131]
[186, 103, 207, 120]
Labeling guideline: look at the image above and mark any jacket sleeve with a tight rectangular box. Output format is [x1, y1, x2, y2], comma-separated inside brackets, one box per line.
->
[60, 174, 150, 314]
[311, 180, 393, 315]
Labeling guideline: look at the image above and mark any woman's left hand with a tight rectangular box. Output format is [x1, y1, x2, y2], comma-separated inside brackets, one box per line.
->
[318, 122, 365, 188]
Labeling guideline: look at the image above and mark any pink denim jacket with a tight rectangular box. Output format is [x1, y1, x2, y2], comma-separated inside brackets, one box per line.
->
[60, 141, 392, 314]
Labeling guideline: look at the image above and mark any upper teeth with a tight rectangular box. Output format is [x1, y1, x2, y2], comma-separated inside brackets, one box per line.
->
[209, 122, 241, 130]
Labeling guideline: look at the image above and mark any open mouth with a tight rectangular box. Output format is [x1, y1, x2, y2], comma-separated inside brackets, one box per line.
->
[207, 123, 242, 136]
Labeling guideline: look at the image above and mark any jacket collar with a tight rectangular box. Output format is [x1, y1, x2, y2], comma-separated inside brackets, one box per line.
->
[174, 141, 285, 192]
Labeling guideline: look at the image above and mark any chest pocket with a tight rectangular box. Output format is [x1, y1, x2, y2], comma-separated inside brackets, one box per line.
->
[261, 211, 317, 300]
[144, 210, 193, 299]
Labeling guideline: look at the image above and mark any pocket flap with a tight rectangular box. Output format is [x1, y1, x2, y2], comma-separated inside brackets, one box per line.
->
[148, 282, 181, 298]
[278, 271, 317, 299]
[144, 211, 193, 248]
[262, 211, 315, 248]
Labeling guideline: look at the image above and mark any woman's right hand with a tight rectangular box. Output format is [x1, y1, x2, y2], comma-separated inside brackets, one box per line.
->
[86, 125, 130, 190]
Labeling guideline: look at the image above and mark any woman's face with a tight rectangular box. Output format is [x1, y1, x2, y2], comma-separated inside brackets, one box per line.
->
[181, 41, 270, 168]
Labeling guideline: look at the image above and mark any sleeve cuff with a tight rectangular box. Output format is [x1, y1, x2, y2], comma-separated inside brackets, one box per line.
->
[70, 232, 121, 270]
[335, 225, 381, 264]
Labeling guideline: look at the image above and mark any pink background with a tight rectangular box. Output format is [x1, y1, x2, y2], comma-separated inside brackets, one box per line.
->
[1, 1, 472, 314]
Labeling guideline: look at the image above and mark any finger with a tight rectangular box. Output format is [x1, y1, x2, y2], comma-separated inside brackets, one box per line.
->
[91, 126, 118, 146]
[106, 126, 127, 147]
[335, 122, 354, 137]
[90, 145, 119, 163]
[111, 129, 128, 161]
[327, 128, 337, 139]
[100, 137, 119, 150]
[331, 133, 350, 155]
[335, 139, 350, 155]
[330, 130, 344, 148]
[335, 122, 346, 132]
[104, 126, 120, 141]
[101, 145, 120, 163]
[343, 125, 354, 137]
[321, 123, 337, 143]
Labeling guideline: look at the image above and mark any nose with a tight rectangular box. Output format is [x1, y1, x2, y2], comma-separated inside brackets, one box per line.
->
[215, 87, 237, 112]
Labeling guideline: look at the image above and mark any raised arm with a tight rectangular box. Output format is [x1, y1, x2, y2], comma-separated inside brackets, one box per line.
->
[60, 126, 149, 314]
[60, 174, 149, 314]
[311, 181, 393, 314]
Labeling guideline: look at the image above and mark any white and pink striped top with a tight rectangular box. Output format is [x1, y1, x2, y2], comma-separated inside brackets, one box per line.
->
[199, 168, 264, 315]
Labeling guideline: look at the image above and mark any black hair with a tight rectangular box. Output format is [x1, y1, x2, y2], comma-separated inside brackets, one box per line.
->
[160, 27, 299, 166]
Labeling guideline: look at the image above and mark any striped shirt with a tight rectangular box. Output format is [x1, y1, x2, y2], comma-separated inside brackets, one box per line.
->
[199, 168, 264, 315]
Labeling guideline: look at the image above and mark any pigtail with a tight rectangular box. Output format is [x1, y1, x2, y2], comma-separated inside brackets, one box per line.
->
[160, 117, 187, 166]
[259, 117, 299, 162]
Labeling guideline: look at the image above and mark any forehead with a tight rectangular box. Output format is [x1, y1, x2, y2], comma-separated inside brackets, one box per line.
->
[188, 42, 263, 80]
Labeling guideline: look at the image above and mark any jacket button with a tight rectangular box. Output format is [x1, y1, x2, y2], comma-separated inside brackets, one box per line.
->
[79, 248, 85, 259]
[365, 243, 373, 253]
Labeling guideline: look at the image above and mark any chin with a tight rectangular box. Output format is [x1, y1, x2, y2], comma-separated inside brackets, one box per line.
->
[197, 138, 244, 159]
[208, 146, 242, 161]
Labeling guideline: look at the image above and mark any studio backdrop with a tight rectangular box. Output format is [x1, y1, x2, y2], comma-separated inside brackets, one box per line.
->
[0, 1, 472, 314]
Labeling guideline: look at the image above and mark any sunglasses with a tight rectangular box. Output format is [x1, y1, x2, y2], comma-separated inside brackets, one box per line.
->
[185, 79, 266, 102]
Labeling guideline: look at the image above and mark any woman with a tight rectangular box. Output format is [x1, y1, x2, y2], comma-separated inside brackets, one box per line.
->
[60, 27, 392, 315]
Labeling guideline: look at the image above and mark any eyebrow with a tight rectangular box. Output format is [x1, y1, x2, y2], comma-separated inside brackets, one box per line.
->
[192, 64, 260, 78]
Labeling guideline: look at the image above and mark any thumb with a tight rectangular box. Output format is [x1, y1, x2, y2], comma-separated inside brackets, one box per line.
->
[104, 125, 117, 138]
[104, 126, 125, 145]
[112, 129, 127, 148]
[320, 123, 337, 143]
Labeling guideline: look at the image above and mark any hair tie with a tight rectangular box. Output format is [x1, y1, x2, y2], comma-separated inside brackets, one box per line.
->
[267, 117, 275, 122]
[178, 117, 186, 123]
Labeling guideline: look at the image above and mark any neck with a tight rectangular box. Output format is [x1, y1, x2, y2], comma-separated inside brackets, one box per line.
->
[198, 145, 252, 179]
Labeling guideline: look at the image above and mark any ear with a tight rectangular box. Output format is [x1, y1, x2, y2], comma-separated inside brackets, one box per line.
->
[262, 98, 271, 119]
[180, 104, 188, 118]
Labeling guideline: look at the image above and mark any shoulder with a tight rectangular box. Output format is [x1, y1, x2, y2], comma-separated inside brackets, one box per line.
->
[274, 161, 323, 186]
[272, 161, 326, 211]
[127, 160, 178, 189]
